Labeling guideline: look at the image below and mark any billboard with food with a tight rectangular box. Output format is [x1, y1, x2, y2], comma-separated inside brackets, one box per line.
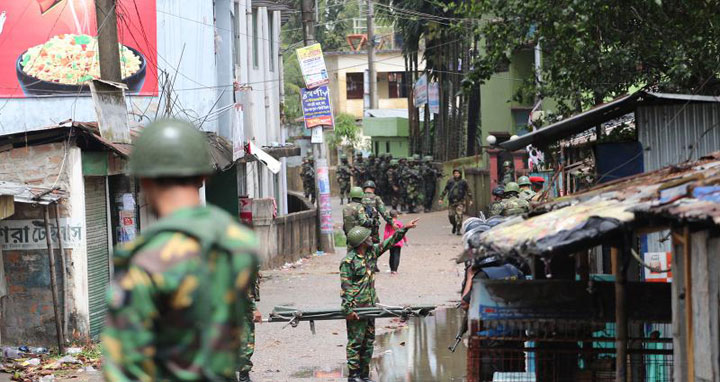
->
[0, 0, 157, 97]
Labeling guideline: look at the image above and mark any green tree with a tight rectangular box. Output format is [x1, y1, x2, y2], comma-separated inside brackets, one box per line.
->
[328, 113, 363, 151]
[460, 0, 720, 113]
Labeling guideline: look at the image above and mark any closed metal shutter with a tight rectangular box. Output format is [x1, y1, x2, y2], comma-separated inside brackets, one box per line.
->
[84, 176, 110, 338]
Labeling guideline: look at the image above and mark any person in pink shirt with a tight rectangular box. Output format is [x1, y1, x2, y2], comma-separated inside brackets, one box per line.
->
[383, 210, 407, 274]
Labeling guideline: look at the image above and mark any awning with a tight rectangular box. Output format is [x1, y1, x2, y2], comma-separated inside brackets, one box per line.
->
[0, 181, 65, 205]
[469, 151, 720, 260]
[500, 91, 720, 151]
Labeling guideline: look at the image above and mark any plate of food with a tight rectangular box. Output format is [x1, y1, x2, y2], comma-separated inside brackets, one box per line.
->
[16, 34, 146, 96]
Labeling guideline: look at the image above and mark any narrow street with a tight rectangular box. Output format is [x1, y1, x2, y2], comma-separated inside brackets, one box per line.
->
[252, 198, 466, 381]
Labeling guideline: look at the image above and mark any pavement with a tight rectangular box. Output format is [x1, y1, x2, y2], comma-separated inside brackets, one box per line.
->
[251, 197, 465, 381]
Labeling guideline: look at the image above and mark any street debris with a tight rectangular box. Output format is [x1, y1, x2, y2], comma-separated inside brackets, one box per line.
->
[1, 344, 101, 382]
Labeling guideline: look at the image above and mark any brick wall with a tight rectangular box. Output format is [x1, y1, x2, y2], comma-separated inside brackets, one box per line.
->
[0, 143, 70, 191]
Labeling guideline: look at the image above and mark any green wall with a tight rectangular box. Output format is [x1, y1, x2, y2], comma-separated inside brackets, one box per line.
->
[371, 137, 410, 158]
[363, 117, 409, 137]
[206, 167, 239, 218]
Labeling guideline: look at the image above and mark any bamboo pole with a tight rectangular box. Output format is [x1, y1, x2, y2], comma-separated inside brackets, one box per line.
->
[44, 205, 65, 354]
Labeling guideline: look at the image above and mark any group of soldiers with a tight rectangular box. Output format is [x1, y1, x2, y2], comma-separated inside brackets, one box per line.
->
[336, 152, 443, 213]
[487, 160, 546, 217]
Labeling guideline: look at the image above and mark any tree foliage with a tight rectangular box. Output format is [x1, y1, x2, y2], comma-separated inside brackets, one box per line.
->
[460, 0, 720, 112]
[327, 113, 363, 150]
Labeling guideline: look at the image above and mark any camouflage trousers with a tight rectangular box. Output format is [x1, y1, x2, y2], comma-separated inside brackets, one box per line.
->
[339, 182, 350, 200]
[346, 318, 375, 376]
[448, 202, 466, 228]
[238, 311, 255, 373]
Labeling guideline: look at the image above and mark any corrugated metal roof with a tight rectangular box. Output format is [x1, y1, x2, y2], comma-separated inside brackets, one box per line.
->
[470, 152, 720, 259]
[500, 91, 720, 151]
[0, 181, 65, 204]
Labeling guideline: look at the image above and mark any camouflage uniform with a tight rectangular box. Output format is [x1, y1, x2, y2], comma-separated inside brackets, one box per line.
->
[352, 157, 366, 186]
[520, 188, 537, 201]
[421, 159, 442, 212]
[340, 228, 409, 378]
[502, 195, 530, 216]
[301, 160, 316, 203]
[342, 202, 372, 236]
[337, 160, 352, 204]
[440, 171, 472, 234]
[397, 159, 409, 211]
[103, 205, 259, 382]
[386, 163, 402, 210]
[488, 200, 505, 216]
[405, 163, 424, 213]
[361, 192, 394, 243]
[501, 162, 515, 186]
[238, 270, 261, 374]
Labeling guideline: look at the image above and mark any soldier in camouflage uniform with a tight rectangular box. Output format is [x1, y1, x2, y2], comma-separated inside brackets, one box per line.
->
[421, 156, 442, 212]
[440, 168, 473, 235]
[501, 160, 515, 186]
[386, 160, 402, 210]
[337, 156, 353, 205]
[376, 154, 389, 203]
[405, 157, 424, 213]
[238, 272, 262, 382]
[343, 187, 372, 237]
[352, 154, 366, 187]
[488, 186, 506, 216]
[501, 182, 530, 216]
[397, 158, 409, 212]
[341, 220, 419, 382]
[517, 176, 537, 201]
[361, 181, 396, 243]
[301, 155, 316, 203]
[102, 119, 259, 382]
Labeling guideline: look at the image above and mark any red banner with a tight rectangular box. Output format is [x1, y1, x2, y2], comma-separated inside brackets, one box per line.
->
[0, 0, 158, 98]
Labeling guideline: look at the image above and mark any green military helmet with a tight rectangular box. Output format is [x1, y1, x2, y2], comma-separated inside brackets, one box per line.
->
[340, 155, 348, 162]
[363, 180, 376, 189]
[129, 118, 213, 178]
[387, 153, 393, 159]
[349, 187, 364, 200]
[347, 226, 372, 248]
[390, 159, 399, 166]
[423, 155, 433, 162]
[503, 160, 512, 168]
[518, 176, 531, 187]
[504, 182, 520, 194]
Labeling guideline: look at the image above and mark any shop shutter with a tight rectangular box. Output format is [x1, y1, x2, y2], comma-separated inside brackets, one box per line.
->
[84, 176, 110, 338]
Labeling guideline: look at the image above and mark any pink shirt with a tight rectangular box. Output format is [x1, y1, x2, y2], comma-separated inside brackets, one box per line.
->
[384, 219, 407, 247]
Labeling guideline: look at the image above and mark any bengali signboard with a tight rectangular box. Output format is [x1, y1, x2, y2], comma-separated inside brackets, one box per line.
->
[296, 43, 329, 88]
[315, 160, 333, 234]
[413, 74, 428, 106]
[0, 0, 158, 98]
[301, 85, 334, 130]
[643, 252, 672, 282]
[428, 82, 439, 114]
[0, 218, 83, 250]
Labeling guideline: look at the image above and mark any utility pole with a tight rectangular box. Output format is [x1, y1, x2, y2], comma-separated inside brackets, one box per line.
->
[302, 0, 335, 254]
[95, 0, 122, 82]
[367, 0, 377, 109]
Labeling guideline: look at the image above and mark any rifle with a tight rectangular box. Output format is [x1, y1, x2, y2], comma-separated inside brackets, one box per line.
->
[448, 303, 469, 353]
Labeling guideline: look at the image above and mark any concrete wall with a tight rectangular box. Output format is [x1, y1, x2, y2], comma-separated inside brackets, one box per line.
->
[0, 144, 89, 345]
[250, 197, 317, 268]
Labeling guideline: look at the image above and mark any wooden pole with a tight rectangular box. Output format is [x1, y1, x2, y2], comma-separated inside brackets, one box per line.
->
[94, 0, 122, 82]
[44, 206, 65, 354]
[54, 203, 69, 342]
[612, 246, 627, 382]
[682, 226, 694, 381]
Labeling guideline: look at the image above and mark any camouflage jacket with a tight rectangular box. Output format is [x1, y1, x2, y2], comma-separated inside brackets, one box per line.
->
[301, 163, 315, 180]
[387, 168, 400, 189]
[342, 201, 372, 235]
[337, 164, 352, 183]
[440, 178, 472, 204]
[340, 228, 409, 315]
[103, 205, 259, 382]
[361, 192, 394, 226]
[502, 196, 530, 216]
[488, 200, 505, 216]
[520, 189, 536, 201]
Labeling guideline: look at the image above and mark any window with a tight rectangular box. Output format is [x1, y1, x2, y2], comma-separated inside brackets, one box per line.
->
[374, 141, 379, 155]
[252, 9, 259, 68]
[346, 73, 364, 99]
[268, 15, 274, 72]
[386, 141, 390, 153]
[387, 72, 407, 98]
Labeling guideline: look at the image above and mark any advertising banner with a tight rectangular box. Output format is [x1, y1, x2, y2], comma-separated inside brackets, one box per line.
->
[643, 252, 672, 282]
[296, 43, 329, 88]
[315, 159, 333, 234]
[0, 218, 83, 250]
[428, 82, 439, 114]
[413, 74, 427, 106]
[0, 0, 158, 98]
[301, 85, 334, 129]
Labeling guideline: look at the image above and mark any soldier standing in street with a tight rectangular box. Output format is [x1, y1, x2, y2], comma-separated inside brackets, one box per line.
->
[238, 273, 262, 382]
[301, 155, 316, 203]
[501, 182, 531, 216]
[343, 187, 373, 238]
[421, 156, 441, 212]
[405, 157, 424, 213]
[341, 219, 420, 382]
[501, 160, 515, 185]
[361, 181, 396, 243]
[517, 176, 537, 201]
[352, 154, 366, 187]
[386, 159, 402, 210]
[337, 155, 353, 205]
[439, 168, 473, 235]
[397, 158, 409, 212]
[102, 119, 259, 382]
[488, 186, 506, 216]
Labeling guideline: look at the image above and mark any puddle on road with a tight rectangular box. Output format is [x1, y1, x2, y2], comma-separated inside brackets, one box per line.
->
[372, 308, 467, 382]
[289, 308, 467, 381]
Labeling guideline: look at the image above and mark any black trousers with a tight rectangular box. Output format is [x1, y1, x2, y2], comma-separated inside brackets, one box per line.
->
[389, 247, 402, 272]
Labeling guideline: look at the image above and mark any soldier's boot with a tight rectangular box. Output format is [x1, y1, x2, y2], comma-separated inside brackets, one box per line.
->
[449, 215, 457, 234]
[347, 372, 364, 382]
[238, 371, 252, 382]
[340, 198, 344, 205]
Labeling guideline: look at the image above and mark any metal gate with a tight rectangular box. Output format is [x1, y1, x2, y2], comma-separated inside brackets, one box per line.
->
[84, 176, 110, 338]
